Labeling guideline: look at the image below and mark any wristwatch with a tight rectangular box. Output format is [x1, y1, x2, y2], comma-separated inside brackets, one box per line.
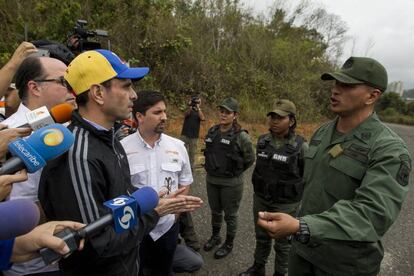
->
[295, 218, 310, 244]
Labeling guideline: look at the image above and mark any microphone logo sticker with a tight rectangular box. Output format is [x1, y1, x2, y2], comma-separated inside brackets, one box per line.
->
[103, 195, 138, 233]
[35, 110, 45, 116]
[110, 197, 128, 206]
[118, 206, 135, 230]
[12, 140, 40, 167]
[42, 128, 64, 146]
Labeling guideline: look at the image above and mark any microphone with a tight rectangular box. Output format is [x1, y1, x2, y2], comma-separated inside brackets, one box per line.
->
[0, 124, 75, 175]
[49, 103, 74, 125]
[0, 199, 40, 240]
[39, 186, 159, 265]
[10, 103, 74, 130]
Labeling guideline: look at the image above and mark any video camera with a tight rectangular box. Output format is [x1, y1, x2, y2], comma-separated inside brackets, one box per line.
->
[190, 95, 201, 110]
[67, 19, 109, 53]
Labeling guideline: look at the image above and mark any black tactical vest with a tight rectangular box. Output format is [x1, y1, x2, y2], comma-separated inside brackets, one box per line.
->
[252, 133, 305, 203]
[204, 125, 245, 178]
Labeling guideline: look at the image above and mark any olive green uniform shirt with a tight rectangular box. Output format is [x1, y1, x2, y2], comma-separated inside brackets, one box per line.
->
[292, 113, 412, 275]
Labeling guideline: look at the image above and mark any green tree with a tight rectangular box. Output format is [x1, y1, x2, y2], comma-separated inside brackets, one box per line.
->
[376, 92, 406, 114]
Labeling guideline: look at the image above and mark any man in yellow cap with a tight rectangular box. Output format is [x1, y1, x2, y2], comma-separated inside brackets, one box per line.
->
[39, 50, 202, 276]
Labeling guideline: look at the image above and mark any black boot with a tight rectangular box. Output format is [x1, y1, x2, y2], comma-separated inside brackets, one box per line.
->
[239, 262, 265, 276]
[203, 227, 221, 252]
[214, 236, 233, 259]
[273, 271, 285, 276]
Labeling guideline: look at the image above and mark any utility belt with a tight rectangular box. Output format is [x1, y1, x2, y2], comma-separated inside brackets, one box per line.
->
[252, 173, 303, 203]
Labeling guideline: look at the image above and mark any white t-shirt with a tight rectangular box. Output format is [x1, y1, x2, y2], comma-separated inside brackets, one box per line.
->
[121, 130, 193, 241]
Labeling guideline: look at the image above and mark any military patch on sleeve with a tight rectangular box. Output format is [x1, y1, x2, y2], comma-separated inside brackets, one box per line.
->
[397, 154, 411, 186]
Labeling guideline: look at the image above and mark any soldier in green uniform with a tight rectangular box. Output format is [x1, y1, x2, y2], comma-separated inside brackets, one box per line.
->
[203, 97, 255, 259]
[256, 57, 412, 276]
[240, 99, 308, 276]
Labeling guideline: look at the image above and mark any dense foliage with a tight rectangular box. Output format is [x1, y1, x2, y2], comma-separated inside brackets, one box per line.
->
[376, 92, 414, 125]
[0, 0, 348, 122]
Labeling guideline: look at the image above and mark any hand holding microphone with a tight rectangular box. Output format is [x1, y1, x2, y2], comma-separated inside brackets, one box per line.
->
[0, 199, 85, 268]
[40, 186, 159, 265]
[0, 123, 75, 175]
[11, 220, 85, 263]
[10, 103, 74, 130]
[0, 125, 31, 158]
[0, 102, 73, 158]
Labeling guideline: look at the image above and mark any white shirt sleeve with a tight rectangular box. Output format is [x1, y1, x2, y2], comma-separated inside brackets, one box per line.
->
[178, 142, 193, 186]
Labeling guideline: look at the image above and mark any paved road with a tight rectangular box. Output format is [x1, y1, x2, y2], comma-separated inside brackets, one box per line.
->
[379, 124, 414, 276]
[180, 123, 414, 276]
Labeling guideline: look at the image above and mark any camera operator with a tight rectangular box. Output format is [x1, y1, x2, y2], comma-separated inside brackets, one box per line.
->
[66, 20, 108, 55]
[181, 95, 205, 169]
[178, 95, 205, 251]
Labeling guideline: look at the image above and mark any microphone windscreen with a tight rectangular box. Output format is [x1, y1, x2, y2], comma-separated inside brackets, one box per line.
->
[131, 186, 159, 215]
[50, 103, 74, 124]
[0, 199, 40, 240]
[25, 123, 75, 161]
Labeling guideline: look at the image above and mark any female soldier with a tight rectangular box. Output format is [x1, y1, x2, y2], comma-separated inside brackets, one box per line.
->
[203, 97, 255, 259]
[240, 99, 308, 276]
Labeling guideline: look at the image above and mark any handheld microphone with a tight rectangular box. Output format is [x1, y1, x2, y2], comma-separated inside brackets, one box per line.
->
[0, 199, 40, 240]
[10, 103, 74, 130]
[0, 123, 75, 175]
[39, 186, 159, 265]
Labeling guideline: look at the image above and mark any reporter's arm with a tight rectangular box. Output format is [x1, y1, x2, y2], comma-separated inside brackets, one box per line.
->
[0, 42, 36, 99]
[197, 108, 205, 121]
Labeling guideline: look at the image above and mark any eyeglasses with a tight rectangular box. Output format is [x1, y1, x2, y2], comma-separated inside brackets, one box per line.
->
[34, 76, 71, 89]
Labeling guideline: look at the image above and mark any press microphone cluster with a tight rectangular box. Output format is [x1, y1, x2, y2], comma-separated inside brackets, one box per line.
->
[9, 103, 74, 130]
[0, 199, 40, 240]
[0, 123, 75, 175]
[40, 186, 159, 265]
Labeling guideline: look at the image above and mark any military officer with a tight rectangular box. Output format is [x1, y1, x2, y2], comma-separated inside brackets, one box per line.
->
[257, 57, 412, 276]
[240, 99, 308, 276]
[203, 97, 255, 259]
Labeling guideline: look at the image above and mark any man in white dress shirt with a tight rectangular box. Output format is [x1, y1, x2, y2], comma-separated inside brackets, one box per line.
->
[121, 90, 193, 276]
[1, 56, 75, 276]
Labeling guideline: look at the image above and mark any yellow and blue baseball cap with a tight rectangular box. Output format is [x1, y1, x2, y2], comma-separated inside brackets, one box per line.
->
[65, 49, 149, 95]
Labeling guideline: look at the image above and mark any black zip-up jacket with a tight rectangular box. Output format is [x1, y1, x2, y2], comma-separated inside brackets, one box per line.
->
[39, 111, 159, 276]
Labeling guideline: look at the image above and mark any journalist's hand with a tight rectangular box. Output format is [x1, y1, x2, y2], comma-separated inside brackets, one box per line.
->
[8, 42, 37, 68]
[0, 125, 32, 158]
[0, 170, 28, 201]
[11, 220, 85, 263]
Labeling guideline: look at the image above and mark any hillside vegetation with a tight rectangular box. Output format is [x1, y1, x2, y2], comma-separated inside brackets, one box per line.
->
[0, 0, 349, 124]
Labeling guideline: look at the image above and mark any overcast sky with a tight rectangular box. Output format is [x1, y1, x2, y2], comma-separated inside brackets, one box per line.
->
[241, 0, 414, 89]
